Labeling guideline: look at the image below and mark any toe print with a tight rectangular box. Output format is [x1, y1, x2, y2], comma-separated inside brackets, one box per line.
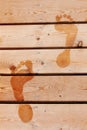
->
[55, 14, 78, 68]
[10, 60, 34, 101]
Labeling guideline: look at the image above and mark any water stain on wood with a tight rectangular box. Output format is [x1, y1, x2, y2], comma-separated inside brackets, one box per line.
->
[36, 37, 40, 40]
[55, 14, 78, 68]
[10, 60, 34, 101]
[18, 104, 33, 123]
[77, 41, 83, 47]
[39, 86, 44, 91]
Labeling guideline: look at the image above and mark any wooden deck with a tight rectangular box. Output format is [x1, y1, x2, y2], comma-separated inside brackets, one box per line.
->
[0, 0, 87, 129]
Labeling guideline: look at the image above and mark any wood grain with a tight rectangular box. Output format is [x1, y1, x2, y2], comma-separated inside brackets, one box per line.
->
[0, 24, 86, 47]
[0, 0, 87, 23]
[0, 76, 87, 101]
[0, 49, 87, 74]
[0, 104, 87, 130]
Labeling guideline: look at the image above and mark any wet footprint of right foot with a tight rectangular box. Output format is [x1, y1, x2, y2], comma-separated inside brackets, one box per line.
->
[55, 14, 78, 68]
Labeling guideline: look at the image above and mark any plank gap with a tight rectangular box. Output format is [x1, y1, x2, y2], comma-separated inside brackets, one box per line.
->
[0, 101, 87, 104]
[0, 21, 87, 25]
[1, 73, 87, 76]
[0, 46, 86, 50]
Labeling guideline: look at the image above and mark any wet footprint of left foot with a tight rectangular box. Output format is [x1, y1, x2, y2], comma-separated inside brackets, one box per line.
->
[10, 61, 34, 123]
[55, 14, 78, 68]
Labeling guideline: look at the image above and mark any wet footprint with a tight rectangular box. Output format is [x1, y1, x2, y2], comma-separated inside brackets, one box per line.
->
[10, 60, 34, 101]
[55, 14, 78, 68]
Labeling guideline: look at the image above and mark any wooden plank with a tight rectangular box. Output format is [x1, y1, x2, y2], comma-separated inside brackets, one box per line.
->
[0, 104, 87, 130]
[0, 24, 86, 47]
[0, 49, 87, 74]
[0, 76, 87, 101]
[0, 0, 87, 23]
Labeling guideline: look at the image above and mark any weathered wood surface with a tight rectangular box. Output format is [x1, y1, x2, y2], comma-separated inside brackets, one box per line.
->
[0, 49, 87, 73]
[0, 104, 87, 130]
[0, 76, 87, 101]
[0, 24, 86, 47]
[0, 0, 87, 23]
